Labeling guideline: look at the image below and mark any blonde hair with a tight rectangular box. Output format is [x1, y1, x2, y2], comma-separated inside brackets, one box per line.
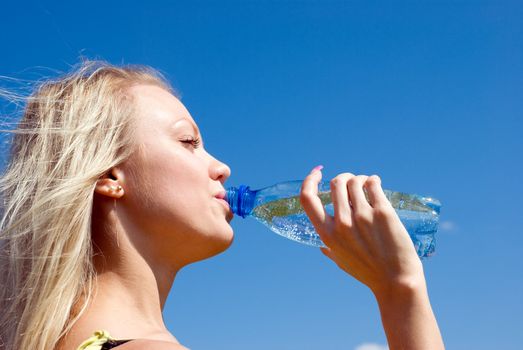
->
[0, 60, 172, 350]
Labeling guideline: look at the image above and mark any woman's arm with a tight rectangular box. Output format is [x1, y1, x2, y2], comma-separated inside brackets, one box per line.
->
[374, 278, 444, 350]
[300, 167, 444, 350]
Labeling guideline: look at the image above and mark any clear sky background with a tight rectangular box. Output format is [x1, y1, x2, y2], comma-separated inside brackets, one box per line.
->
[1, 1, 522, 349]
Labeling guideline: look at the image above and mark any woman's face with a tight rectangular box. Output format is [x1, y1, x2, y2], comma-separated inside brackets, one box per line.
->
[118, 84, 233, 267]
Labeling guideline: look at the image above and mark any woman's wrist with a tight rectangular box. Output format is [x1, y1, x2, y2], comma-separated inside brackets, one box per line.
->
[369, 255, 427, 301]
[371, 272, 428, 304]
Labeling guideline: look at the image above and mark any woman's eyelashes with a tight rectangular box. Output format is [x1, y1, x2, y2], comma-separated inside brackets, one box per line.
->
[180, 135, 201, 149]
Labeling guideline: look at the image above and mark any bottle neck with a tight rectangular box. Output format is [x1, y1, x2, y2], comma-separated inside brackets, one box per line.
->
[225, 185, 256, 218]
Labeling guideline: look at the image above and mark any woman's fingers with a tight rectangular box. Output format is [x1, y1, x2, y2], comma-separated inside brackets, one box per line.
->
[363, 175, 390, 210]
[347, 175, 372, 212]
[329, 173, 354, 228]
[300, 166, 331, 231]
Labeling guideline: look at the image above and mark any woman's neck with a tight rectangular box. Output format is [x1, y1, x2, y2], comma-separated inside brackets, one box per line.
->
[71, 208, 182, 343]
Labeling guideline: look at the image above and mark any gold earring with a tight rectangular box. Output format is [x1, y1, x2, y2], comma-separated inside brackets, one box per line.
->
[116, 185, 123, 192]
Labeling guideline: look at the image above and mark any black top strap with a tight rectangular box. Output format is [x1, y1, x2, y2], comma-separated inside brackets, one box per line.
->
[100, 339, 133, 349]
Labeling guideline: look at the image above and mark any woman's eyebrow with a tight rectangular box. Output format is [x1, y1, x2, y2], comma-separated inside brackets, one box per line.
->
[172, 118, 200, 135]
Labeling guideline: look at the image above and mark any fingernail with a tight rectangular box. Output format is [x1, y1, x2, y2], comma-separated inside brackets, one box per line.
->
[312, 165, 324, 173]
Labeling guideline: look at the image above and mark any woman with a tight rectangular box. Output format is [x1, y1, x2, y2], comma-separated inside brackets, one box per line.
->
[0, 61, 444, 350]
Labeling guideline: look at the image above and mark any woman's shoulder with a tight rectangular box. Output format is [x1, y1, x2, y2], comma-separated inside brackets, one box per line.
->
[117, 339, 190, 350]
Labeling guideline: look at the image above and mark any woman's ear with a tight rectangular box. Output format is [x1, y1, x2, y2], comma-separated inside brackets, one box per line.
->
[95, 168, 125, 199]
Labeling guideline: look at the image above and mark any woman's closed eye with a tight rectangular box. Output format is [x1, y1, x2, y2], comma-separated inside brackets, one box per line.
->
[180, 135, 201, 149]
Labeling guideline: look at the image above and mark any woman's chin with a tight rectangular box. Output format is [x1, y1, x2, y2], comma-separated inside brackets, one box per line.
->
[196, 227, 234, 261]
[212, 227, 235, 254]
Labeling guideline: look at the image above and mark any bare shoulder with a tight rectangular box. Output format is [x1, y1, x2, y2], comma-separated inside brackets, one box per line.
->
[119, 339, 190, 350]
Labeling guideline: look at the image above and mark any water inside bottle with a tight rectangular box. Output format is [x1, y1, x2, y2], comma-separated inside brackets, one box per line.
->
[251, 191, 439, 257]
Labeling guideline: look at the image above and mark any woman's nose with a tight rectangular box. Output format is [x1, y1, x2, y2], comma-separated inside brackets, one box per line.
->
[209, 155, 231, 184]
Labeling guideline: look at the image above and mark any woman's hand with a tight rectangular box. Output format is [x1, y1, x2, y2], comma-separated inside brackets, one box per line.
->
[300, 166, 425, 297]
[300, 166, 445, 350]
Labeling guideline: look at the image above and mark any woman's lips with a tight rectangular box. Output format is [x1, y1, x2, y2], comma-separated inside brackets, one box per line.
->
[214, 196, 229, 209]
[214, 197, 233, 220]
[214, 190, 227, 200]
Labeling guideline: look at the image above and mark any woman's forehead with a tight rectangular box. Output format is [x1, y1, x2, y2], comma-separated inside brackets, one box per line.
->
[129, 84, 197, 129]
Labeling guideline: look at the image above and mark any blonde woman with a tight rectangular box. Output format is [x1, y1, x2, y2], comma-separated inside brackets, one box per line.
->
[0, 61, 444, 350]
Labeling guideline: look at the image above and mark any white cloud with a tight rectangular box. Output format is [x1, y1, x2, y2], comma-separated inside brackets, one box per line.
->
[439, 220, 457, 232]
[354, 343, 389, 350]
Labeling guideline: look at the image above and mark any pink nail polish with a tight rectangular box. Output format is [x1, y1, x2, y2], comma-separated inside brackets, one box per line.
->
[312, 165, 324, 172]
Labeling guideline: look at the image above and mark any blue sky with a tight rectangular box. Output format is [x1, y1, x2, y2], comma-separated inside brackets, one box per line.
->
[1, 1, 522, 349]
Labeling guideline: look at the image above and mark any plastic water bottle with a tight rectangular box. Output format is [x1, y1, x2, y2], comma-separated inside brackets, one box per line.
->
[226, 180, 441, 258]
